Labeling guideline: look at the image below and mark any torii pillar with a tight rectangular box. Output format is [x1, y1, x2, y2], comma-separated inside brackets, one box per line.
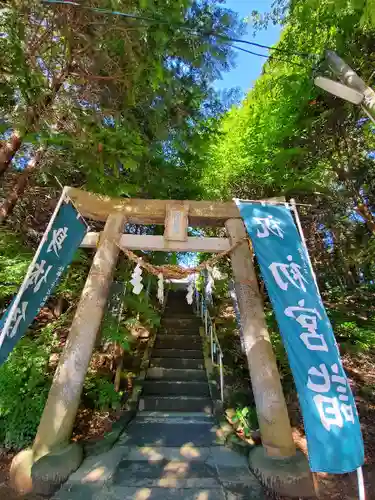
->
[226, 218, 314, 497]
[225, 218, 296, 457]
[33, 213, 126, 459]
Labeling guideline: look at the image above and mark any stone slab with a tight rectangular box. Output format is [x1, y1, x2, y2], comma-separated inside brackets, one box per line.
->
[146, 367, 207, 381]
[119, 420, 219, 447]
[53, 483, 99, 500]
[134, 412, 214, 423]
[123, 446, 212, 463]
[150, 358, 204, 370]
[113, 459, 219, 488]
[206, 446, 248, 468]
[142, 380, 210, 397]
[139, 396, 213, 413]
[151, 349, 203, 359]
[155, 337, 202, 350]
[94, 486, 226, 499]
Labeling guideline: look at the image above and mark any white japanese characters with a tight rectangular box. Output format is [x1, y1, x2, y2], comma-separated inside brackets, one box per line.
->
[269, 255, 308, 292]
[254, 215, 284, 239]
[26, 260, 53, 293]
[47, 227, 68, 256]
[284, 299, 328, 352]
[307, 363, 355, 431]
[8, 301, 28, 339]
[251, 211, 357, 436]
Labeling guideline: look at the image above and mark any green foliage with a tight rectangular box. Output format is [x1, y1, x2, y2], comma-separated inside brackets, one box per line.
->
[1, 0, 243, 204]
[0, 231, 32, 303]
[83, 374, 122, 411]
[0, 317, 62, 449]
[335, 321, 375, 352]
[55, 250, 92, 301]
[201, 0, 375, 292]
[231, 406, 258, 437]
[123, 292, 161, 330]
[101, 313, 130, 351]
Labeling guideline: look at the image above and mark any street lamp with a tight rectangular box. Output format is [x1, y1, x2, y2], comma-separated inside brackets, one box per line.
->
[314, 76, 364, 105]
[314, 51, 375, 124]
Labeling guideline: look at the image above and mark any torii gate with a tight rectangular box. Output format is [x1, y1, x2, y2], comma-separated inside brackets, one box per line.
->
[32, 187, 296, 462]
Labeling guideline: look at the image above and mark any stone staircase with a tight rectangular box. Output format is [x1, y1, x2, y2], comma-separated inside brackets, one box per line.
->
[139, 290, 212, 414]
[53, 291, 265, 500]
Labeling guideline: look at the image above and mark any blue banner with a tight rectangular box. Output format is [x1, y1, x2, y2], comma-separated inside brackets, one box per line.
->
[0, 198, 87, 366]
[235, 201, 364, 473]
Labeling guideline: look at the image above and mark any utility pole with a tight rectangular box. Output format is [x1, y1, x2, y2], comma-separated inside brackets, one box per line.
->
[324, 50, 375, 123]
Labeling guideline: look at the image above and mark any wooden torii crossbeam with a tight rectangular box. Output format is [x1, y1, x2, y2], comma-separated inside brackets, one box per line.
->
[67, 187, 242, 226]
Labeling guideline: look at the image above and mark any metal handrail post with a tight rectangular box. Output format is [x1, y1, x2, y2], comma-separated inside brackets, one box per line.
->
[219, 352, 224, 402]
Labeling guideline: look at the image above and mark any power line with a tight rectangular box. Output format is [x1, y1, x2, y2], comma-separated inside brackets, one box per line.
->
[41, 0, 317, 61]
[232, 45, 269, 59]
[232, 45, 308, 68]
[215, 34, 313, 59]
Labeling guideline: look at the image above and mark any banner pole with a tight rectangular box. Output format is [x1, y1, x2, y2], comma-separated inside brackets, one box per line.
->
[357, 466, 366, 500]
[0, 186, 68, 348]
[289, 198, 319, 292]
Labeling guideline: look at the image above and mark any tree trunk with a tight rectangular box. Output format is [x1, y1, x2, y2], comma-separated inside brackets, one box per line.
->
[356, 203, 375, 234]
[0, 66, 70, 177]
[0, 148, 44, 222]
[0, 131, 22, 176]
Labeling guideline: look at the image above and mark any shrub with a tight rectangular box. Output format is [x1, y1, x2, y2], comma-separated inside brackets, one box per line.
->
[0, 323, 56, 449]
[83, 374, 122, 410]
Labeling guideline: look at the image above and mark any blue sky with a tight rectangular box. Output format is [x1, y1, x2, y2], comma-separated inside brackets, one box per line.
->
[214, 0, 281, 95]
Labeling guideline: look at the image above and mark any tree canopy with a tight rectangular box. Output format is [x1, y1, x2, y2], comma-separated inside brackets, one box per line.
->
[200, 0, 375, 289]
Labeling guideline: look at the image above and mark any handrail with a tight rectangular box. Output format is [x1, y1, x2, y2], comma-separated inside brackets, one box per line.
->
[194, 285, 224, 402]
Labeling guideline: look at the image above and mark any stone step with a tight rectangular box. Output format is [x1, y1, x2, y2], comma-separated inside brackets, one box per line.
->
[162, 316, 198, 323]
[134, 412, 214, 423]
[158, 328, 200, 336]
[100, 486, 225, 498]
[109, 446, 264, 498]
[112, 460, 219, 489]
[163, 307, 195, 314]
[139, 396, 213, 413]
[120, 418, 219, 447]
[142, 380, 210, 397]
[53, 445, 264, 500]
[152, 348, 203, 359]
[120, 445, 212, 463]
[146, 367, 207, 381]
[155, 335, 201, 350]
[150, 357, 204, 370]
[162, 317, 201, 326]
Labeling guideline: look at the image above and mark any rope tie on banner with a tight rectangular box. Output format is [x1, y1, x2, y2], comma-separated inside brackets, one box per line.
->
[110, 237, 249, 280]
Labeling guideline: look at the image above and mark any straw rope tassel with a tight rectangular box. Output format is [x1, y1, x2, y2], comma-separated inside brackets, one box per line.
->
[114, 236, 248, 280]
